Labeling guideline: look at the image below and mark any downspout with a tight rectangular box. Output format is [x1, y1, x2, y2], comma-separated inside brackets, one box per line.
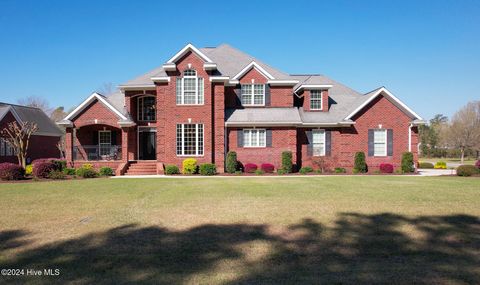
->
[408, 123, 412, 152]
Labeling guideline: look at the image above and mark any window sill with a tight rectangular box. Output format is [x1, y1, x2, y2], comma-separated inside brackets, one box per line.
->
[176, 104, 205, 106]
[243, 146, 267, 148]
[176, 155, 205, 157]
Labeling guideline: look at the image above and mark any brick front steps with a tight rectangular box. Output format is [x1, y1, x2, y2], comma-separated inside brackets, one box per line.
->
[124, 161, 157, 175]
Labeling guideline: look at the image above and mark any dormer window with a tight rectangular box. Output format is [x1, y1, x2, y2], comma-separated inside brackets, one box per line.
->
[176, 69, 204, 105]
[241, 84, 265, 106]
[310, 90, 322, 110]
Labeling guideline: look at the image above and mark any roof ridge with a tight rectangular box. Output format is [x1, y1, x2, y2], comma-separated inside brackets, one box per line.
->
[0, 102, 43, 111]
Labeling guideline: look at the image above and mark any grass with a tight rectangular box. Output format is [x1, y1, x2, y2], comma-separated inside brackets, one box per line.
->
[0, 176, 479, 284]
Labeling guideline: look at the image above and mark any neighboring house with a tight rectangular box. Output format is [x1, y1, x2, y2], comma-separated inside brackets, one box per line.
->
[0, 103, 63, 164]
[58, 43, 424, 175]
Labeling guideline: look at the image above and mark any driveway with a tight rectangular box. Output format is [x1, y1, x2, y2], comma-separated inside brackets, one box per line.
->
[417, 169, 456, 176]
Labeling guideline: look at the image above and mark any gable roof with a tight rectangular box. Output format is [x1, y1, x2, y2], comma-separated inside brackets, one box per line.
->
[344, 87, 423, 120]
[166, 43, 213, 64]
[0, 103, 63, 136]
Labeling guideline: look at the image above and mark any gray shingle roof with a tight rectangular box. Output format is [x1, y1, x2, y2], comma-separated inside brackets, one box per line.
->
[226, 108, 302, 125]
[0, 103, 63, 136]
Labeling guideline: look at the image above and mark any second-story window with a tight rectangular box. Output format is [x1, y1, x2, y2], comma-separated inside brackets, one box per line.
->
[310, 90, 322, 110]
[176, 69, 204, 105]
[241, 84, 265, 106]
[138, 96, 156, 121]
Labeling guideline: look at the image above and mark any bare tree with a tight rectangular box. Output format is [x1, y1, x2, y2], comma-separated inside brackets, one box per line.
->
[17, 96, 52, 115]
[96, 82, 117, 95]
[1, 121, 38, 168]
[444, 101, 480, 163]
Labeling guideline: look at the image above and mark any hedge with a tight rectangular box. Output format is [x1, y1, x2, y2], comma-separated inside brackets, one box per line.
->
[165, 165, 180, 175]
[434, 161, 447, 169]
[0, 163, 25, 180]
[199, 163, 216, 175]
[457, 165, 479, 177]
[418, 162, 434, 169]
[99, 167, 114, 176]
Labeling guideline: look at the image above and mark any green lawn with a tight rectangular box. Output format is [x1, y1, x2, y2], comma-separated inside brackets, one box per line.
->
[420, 157, 477, 165]
[0, 177, 479, 284]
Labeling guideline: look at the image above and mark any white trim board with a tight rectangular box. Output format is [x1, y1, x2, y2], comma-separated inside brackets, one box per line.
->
[345, 87, 423, 120]
[0, 106, 22, 123]
[232, 62, 275, 80]
[64, 92, 128, 121]
[166, 43, 213, 63]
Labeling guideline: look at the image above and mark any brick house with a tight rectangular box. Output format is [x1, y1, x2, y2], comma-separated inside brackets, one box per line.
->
[58, 43, 424, 175]
[0, 103, 63, 163]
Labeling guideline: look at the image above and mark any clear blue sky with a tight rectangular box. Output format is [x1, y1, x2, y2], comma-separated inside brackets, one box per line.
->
[1, 0, 479, 120]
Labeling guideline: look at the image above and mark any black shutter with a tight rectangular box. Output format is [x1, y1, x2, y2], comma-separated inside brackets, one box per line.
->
[266, 129, 272, 147]
[93, 131, 98, 145]
[306, 130, 313, 156]
[387, 129, 393, 156]
[368, 129, 374, 156]
[264, 84, 271, 106]
[237, 129, 243, 147]
[111, 131, 117, 145]
[234, 85, 242, 106]
[325, 131, 331, 156]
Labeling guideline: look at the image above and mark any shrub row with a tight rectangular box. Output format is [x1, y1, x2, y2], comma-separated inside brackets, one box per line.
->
[0, 163, 25, 180]
[457, 165, 479, 177]
[165, 159, 217, 175]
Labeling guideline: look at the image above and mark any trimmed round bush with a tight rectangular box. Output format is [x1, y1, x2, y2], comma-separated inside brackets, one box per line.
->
[226, 151, 238, 174]
[48, 170, 66, 180]
[281, 151, 293, 173]
[353, 152, 367, 173]
[457, 165, 479, 177]
[475, 160, 480, 169]
[99, 167, 114, 176]
[260, 163, 275, 173]
[299, 166, 314, 174]
[401, 152, 414, 173]
[434, 161, 447, 169]
[165, 165, 180, 175]
[244, 163, 258, 173]
[418, 162, 434, 169]
[379, 163, 394, 174]
[25, 164, 33, 175]
[32, 158, 66, 171]
[33, 162, 55, 178]
[0, 163, 25, 180]
[334, 167, 347, 173]
[63, 168, 76, 175]
[182, 158, 198, 174]
[199, 163, 216, 176]
[76, 164, 98, 178]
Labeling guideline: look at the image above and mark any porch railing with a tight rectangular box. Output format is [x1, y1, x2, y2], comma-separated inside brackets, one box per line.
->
[73, 145, 122, 161]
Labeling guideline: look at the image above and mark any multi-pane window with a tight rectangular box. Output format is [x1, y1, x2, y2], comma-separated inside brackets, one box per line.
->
[312, 129, 325, 156]
[176, 124, 204, 156]
[241, 84, 265, 105]
[310, 90, 322, 110]
[98, 131, 111, 156]
[374, 129, 387, 156]
[243, 129, 266, 147]
[176, 69, 204, 105]
[138, 96, 156, 121]
[1, 138, 14, 156]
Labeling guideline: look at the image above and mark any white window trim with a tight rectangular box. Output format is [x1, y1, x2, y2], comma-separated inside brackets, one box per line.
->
[98, 130, 112, 156]
[243, 129, 266, 148]
[310, 90, 323, 110]
[178, 70, 204, 106]
[241, 84, 265, 106]
[373, 129, 388, 157]
[176, 123, 204, 157]
[137, 95, 156, 122]
[312, 129, 326, 156]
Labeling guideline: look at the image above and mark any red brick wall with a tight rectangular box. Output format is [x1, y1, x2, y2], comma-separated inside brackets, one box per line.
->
[0, 111, 60, 164]
[157, 51, 220, 169]
[228, 127, 297, 170]
[72, 99, 119, 128]
[300, 95, 418, 172]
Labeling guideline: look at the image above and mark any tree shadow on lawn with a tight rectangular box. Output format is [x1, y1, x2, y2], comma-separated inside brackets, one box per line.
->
[1, 213, 479, 284]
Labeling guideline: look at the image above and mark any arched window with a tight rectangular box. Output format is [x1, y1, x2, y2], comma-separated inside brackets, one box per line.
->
[176, 69, 204, 105]
[138, 96, 156, 121]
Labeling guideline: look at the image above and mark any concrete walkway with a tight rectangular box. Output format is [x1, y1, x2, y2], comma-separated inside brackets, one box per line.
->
[112, 170, 454, 178]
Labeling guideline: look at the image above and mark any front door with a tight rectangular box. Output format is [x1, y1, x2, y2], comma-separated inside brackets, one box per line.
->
[138, 128, 156, 160]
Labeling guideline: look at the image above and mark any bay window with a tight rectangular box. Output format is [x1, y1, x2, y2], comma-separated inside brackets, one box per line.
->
[241, 84, 265, 106]
[176, 69, 204, 105]
[243, 129, 266, 147]
[176, 124, 204, 156]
